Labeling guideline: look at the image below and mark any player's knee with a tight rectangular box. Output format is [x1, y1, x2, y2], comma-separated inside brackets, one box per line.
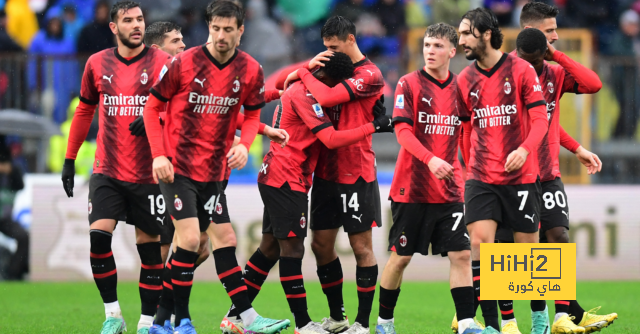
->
[389, 254, 411, 271]
[280, 239, 305, 258]
[259, 238, 281, 261]
[449, 250, 471, 266]
[180, 234, 201, 251]
[311, 238, 331, 255]
[547, 227, 569, 243]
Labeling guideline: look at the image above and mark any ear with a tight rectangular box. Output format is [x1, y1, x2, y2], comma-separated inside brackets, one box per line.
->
[109, 21, 117, 34]
[484, 29, 492, 43]
[449, 46, 457, 59]
[150, 44, 160, 49]
[348, 34, 356, 45]
[238, 24, 245, 37]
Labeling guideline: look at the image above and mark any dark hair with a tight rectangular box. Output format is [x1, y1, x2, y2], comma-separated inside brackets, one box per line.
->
[520, 2, 559, 28]
[145, 21, 181, 46]
[516, 28, 548, 55]
[205, 0, 245, 28]
[424, 22, 459, 48]
[110, 1, 141, 22]
[318, 52, 354, 81]
[321, 16, 357, 41]
[461, 7, 504, 49]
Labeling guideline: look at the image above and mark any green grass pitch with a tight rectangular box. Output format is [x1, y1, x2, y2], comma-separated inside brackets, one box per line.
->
[0, 281, 635, 333]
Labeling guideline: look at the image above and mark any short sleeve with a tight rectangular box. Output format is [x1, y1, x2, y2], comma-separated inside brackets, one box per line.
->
[150, 55, 182, 102]
[521, 64, 546, 110]
[243, 64, 266, 111]
[79, 59, 99, 105]
[292, 93, 333, 134]
[341, 66, 384, 101]
[391, 78, 414, 126]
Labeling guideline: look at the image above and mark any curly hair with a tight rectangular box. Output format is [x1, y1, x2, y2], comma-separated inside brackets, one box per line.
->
[520, 2, 559, 28]
[424, 23, 459, 48]
[516, 28, 547, 55]
[462, 7, 504, 50]
[318, 52, 355, 81]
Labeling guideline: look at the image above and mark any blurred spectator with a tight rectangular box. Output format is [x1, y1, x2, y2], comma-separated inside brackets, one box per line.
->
[0, 9, 21, 52]
[77, 1, 115, 54]
[0, 137, 28, 281]
[484, 0, 515, 26]
[609, 10, 640, 139]
[178, 8, 209, 49]
[374, 0, 405, 36]
[48, 0, 95, 27]
[242, 0, 292, 74]
[332, 0, 368, 24]
[62, 5, 85, 44]
[28, 9, 79, 124]
[563, 0, 617, 28]
[276, 0, 332, 58]
[4, 0, 39, 49]
[431, 0, 471, 27]
[511, 0, 529, 27]
[357, 0, 405, 57]
[405, 0, 430, 27]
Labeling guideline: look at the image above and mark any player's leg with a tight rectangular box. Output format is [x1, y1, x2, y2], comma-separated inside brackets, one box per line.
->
[206, 181, 290, 334]
[492, 229, 520, 333]
[195, 232, 210, 266]
[88, 174, 129, 333]
[467, 219, 499, 330]
[376, 252, 411, 334]
[347, 229, 378, 331]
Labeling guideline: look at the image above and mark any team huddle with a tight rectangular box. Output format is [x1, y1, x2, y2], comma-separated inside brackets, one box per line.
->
[59, 1, 618, 334]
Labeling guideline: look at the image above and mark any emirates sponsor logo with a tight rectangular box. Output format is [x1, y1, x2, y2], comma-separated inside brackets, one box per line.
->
[188, 92, 239, 114]
[418, 112, 461, 136]
[473, 104, 517, 129]
[103, 94, 149, 117]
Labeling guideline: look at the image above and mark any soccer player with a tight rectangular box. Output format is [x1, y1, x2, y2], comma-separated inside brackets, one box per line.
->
[143, 1, 290, 333]
[492, 4, 618, 333]
[60, 2, 172, 333]
[228, 52, 392, 334]
[455, 7, 548, 334]
[375, 23, 499, 334]
[280, 16, 385, 334]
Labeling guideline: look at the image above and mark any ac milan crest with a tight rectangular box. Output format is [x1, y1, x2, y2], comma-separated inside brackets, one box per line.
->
[174, 198, 183, 211]
[399, 235, 407, 247]
[300, 216, 306, 228]
[216, 203, 223, 215]
[88, 201, 93, 214]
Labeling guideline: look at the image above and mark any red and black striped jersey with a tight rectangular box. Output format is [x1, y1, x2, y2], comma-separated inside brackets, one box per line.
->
[389, 69, 464, 203]
[310, 58, 384, 184]
[258, 81, 333, 193]
[79, 46, 171, 184]
[457, 53, 547, 185]
[150, 46, 265, 182]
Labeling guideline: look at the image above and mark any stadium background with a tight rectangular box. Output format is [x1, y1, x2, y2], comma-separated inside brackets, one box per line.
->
[0, 0, 638, 332]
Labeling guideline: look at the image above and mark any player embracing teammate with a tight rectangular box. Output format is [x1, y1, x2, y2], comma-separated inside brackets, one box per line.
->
[376, 23, 499, 334]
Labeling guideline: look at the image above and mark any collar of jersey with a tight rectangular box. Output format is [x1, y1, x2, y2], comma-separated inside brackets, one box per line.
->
[202, 45, 238, 70]
[420, 69, 453, 89]
[114, 46, 149, 66]
[474, 52, 507, 78]
[354, 55, 369, 68]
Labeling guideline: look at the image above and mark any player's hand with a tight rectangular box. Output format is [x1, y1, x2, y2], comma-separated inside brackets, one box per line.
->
[279, 90, 284, 97]
[372, 114, 394, 133]
[427, 156, 454, 180]
[61, 159, 75, 198]
[227, 144, 249, 170]
[575, 146, 602, 174]
[505, 147, 529, 172]
[232, 135, 241, 148]
[308, 50, 334, 69]
[129, 116, 146, 137]
[264, 126, 290, 148]
[544, 40, 556, 61]
[283, 70, 299, 89]
[153, 156, 174, 184]
[372, 95, 386, 118]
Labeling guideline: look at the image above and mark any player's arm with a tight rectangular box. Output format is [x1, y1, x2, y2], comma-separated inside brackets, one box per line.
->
[548, 42, 602, 94]
[560, 126, 602, 174]
[62, 59, 99, 197]
[235, 111, 289, 146]
[505, 66, 548, 172]
[454, 84, 473, 168]
[296, 67, 352, 107]
[264, 89, 283, 103]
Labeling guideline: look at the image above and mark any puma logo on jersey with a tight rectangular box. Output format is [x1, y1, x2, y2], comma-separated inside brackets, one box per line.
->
[156, 216, 165, 224]
[103, 75, 113, 83]
[562, 210, 569, 218]
[398, 81, 405, 87]
[194, 77, 206, 88]
[366, 69, 375, 76]
[259, 163, 268, 174]
[352, 214, 363, 223]
[470, 90, 480, 99]
[525, 214, 535, 223]
[422, 97, 432, 106]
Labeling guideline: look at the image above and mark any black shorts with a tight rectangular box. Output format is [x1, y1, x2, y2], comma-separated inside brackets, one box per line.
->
[496, 177, 570, 243]
[465, 179, 541, 233]
[159, 174, 230, 232]
[259, 182, 309, 239]
[310, 177, 382, 233]
[389, 202, 470, 257]
[160, 220, 175, 244]
[88, 173, 166, 236]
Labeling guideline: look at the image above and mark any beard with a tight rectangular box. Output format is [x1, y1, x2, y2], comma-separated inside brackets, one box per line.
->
[464, 38, 487, 61]
[117, 29, 143, 49]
